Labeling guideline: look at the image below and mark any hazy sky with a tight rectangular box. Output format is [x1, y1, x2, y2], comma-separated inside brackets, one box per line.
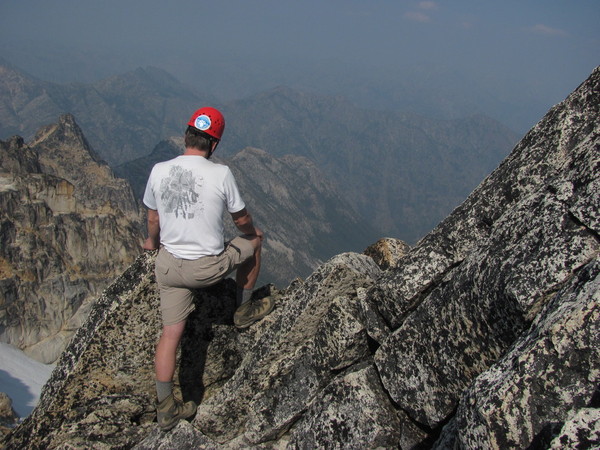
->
[1, 1, 598, 131]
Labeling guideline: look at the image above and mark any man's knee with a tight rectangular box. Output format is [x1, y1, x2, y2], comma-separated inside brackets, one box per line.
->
[247, 235, 262, 252]
[233, 235, 260, 256]
[161, 321, 186, 340]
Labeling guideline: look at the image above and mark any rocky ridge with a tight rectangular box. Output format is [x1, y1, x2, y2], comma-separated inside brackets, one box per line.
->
[2, 68, 599, 448]
[225, 147, 379, 285]
[0, 115, 144, 364]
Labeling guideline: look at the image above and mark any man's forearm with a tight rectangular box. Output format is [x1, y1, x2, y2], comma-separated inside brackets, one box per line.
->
[234, 212, 256, 235]
[231, 208, 260, 236]
[143, 209, 161, 250]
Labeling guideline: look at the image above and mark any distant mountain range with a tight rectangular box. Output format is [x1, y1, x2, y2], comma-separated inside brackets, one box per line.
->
[219, 87, 520, 242]
[0, 61, 216, 166]
[0, 60, 520, 244]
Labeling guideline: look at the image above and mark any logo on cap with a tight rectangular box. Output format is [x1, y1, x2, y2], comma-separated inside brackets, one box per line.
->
[194, 115, 211, 131]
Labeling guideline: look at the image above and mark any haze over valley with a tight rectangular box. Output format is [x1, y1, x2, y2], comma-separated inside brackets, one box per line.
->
[0, 61, 519, 249]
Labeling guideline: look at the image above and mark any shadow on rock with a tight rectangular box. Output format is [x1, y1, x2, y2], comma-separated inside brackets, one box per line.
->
[178, 280, 274, 406]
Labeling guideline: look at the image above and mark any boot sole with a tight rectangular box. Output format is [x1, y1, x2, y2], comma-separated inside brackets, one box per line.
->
[235, 299, 275, 329]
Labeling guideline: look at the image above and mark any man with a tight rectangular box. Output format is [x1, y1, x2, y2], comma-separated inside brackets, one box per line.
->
[142, 107, 274, 432]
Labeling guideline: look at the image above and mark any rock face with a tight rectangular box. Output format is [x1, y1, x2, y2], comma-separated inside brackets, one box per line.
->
[368, 64, 599, 439]
[2, 68, 599, 449]
[225, 147, 380, 285]
[0, 392, 18, 439]
[0, 115, 144, 363]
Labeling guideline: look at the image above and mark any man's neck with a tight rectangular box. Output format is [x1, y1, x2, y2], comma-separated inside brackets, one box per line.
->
[183, 147, 209, 158]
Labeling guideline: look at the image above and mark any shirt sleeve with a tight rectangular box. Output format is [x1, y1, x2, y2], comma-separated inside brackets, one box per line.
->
[143, 168, 158, 210]
[223, 167, 246, 213]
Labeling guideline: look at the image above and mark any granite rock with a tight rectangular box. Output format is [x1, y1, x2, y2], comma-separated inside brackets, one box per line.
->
[435, 260, 599, 448]
[363, 237, 411, 270]
[371, 66, 600, 430]
[0, 115, 144, 363]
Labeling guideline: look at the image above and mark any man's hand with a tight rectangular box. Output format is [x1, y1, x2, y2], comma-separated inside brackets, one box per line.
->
[253, 226, 264, 241]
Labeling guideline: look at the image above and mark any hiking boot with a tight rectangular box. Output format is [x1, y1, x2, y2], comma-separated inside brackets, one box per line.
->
[234, 296, 275, 329]
[156, 393, 197, 432]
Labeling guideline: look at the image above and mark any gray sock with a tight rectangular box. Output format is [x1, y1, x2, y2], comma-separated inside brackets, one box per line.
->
[156, 380, 173, 403]
[236, 288, 253, 306]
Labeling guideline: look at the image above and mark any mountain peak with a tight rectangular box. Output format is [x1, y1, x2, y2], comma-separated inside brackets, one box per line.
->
[30, 113, 104, 165]
[28, 115, 139, 215]
[0, 119, 144, 365]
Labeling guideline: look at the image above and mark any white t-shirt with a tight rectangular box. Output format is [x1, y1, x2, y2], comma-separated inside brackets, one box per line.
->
[143, 155, 245, 259]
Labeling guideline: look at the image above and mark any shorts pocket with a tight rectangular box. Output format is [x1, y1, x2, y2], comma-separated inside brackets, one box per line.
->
[192, 255, 227, 283]
[229, 237, 255, 262]
[155, 249, 170, 275]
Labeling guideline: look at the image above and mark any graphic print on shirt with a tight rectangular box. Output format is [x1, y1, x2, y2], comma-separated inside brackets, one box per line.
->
[159, 165, 203, 219]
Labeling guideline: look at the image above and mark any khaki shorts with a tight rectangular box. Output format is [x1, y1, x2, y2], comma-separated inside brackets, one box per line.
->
[155, 236, 255, 326]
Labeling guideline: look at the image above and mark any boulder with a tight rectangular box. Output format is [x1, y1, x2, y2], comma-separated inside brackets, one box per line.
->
[193, 252, 382, 445]
[0, 392, 18, 439]
[363, 237, 411, 270]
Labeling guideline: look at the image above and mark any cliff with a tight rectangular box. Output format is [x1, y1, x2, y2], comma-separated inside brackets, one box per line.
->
[0, 115, 144, 364]
[2, 68, 598, 448]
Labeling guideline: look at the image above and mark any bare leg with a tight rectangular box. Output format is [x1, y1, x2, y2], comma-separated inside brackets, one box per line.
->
[235, 236, 261, 290]
[155, 320, 187, 382]
[233, 235, 274, 328]
[154, 319, 196, 431]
